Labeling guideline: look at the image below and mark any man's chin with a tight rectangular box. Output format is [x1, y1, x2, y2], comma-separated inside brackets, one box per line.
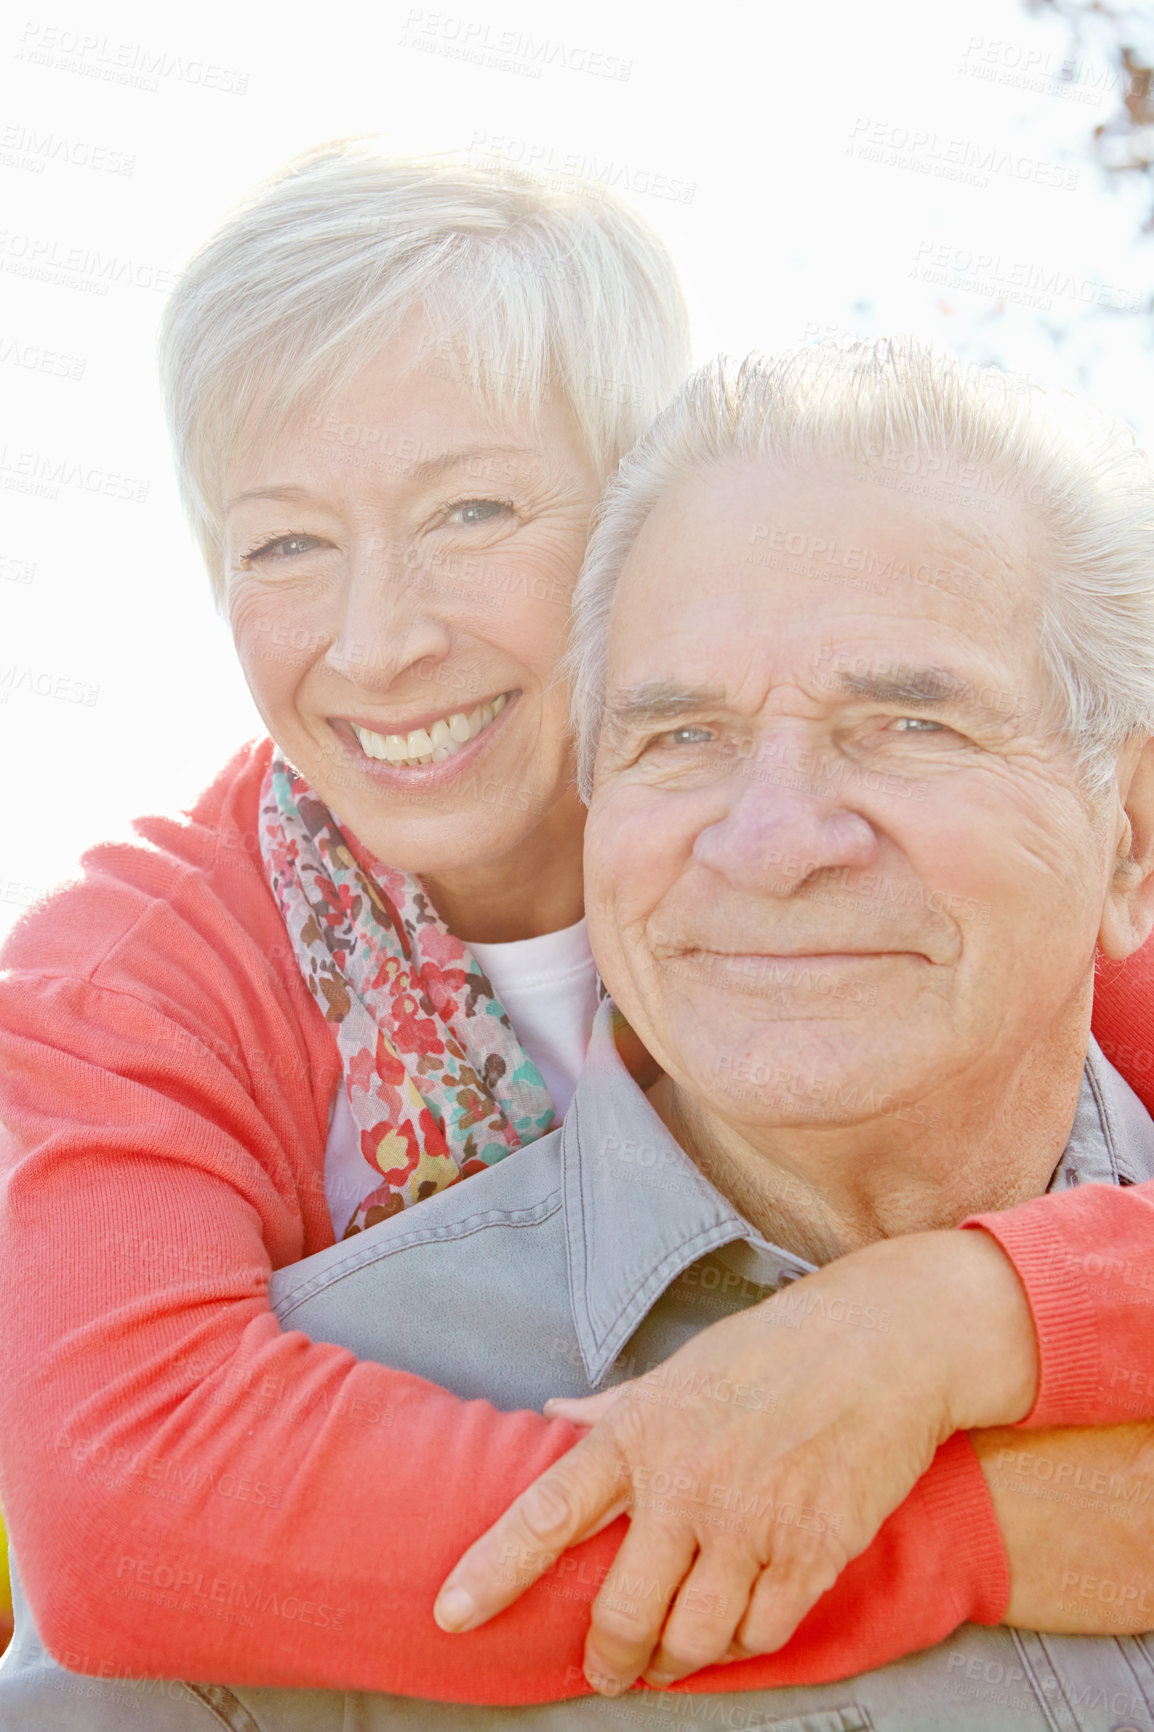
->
[672, 1029, 932, 1125]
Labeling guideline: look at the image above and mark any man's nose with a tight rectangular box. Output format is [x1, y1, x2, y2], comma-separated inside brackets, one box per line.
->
[692, 746, 877, 897]
[326, 540, 451, 686]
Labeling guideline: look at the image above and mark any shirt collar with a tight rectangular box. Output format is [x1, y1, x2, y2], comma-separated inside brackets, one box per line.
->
[561, 1002, 1130, 1388]
[561, 1001, 813, 1386]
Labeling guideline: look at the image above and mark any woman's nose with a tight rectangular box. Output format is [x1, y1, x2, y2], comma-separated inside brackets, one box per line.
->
[325, 540, 452, 687]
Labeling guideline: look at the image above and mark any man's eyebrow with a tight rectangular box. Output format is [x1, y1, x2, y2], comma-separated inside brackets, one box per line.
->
[836, 666, 975, 708]
[602, 682, 731, 732]
[603, 671, 980, 728]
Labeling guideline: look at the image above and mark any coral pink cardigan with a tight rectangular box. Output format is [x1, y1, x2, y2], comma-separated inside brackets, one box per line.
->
[0, 739, 1150, 1702]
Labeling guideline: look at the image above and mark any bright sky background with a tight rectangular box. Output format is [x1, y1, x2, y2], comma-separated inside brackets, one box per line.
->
[2, 0, 1153, 938]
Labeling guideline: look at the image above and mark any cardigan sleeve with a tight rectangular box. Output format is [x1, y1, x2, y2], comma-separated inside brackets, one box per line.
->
[958, 945, 1154, 1431]
[964, 1184, 1154, 1428]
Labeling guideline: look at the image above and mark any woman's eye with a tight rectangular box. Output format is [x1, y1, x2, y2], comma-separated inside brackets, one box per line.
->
[444, 498, 515, 527]
[243, 533, 326, 563]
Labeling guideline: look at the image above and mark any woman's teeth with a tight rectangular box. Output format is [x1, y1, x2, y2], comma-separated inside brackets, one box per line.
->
[352, 694, 508, 768]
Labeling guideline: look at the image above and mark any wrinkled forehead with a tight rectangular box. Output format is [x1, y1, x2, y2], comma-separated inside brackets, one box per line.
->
[605, 457, 1048, 700]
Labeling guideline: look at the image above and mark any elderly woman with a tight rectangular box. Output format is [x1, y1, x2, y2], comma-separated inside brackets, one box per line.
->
[0, 142, 1153, 1721]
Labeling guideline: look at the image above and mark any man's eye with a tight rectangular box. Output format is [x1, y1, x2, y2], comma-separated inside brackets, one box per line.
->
[242, 533, 326, 563]
[890, 716, 946, 733]
[655, 725, 716, 747]
[444, 498, 515, 527]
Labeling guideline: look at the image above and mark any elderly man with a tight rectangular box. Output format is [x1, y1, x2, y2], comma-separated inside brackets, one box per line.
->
[8, 341, 1154, 1728]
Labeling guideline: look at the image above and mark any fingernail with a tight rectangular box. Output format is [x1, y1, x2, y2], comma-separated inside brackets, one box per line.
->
[434, 1586, 476, 1632]
[647, 1673, 677, 1688]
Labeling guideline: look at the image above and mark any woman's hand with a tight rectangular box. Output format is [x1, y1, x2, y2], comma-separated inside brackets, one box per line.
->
[434, 1227, 1038, 1695]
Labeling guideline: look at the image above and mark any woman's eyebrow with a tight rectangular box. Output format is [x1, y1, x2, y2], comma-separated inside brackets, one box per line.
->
[225, 448, 536, 514]
[225, 483, 313, 513]
[405, 445, 536, 482]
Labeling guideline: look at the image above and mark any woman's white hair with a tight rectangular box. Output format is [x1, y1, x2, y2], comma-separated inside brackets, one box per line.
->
[569, 339, 1154, 799]
[159, 138, 691, 601]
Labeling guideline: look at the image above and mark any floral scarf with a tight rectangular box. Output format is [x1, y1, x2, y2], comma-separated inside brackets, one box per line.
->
[259, 752, 556, 1238]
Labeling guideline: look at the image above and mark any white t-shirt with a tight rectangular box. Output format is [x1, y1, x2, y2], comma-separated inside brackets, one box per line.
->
[323, 918, 599, 1238]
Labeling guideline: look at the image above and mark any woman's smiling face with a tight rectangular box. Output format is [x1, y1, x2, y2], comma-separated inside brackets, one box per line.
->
[223, 321, 603, 918]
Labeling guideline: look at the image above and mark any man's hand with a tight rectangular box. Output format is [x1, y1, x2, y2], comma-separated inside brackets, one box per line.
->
[434, 1228, 1038, 1695]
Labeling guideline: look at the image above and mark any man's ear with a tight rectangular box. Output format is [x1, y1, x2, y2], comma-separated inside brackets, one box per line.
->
[1099, 735, 1154, 961]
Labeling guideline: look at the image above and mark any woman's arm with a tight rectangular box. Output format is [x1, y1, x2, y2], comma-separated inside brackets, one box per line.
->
[5, 845, 1153, 1703]
[967, 1180, 1154, 1429]
[0, 954, 1006, 1702]
[6, 995, 1151, 1704]
[975, 1421, 1154, 1633]
[0, 961, 584, 1697]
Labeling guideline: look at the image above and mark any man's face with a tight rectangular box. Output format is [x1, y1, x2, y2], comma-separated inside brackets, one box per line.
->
[585, 459, 1125, 1133]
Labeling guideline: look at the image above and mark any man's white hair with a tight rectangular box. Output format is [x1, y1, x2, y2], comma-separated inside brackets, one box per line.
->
[159, 138, 691, 602]
[569, 340, 1154, 799]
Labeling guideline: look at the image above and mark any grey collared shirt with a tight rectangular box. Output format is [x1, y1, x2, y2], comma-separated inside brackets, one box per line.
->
[4, 1001, 1154, 1730]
